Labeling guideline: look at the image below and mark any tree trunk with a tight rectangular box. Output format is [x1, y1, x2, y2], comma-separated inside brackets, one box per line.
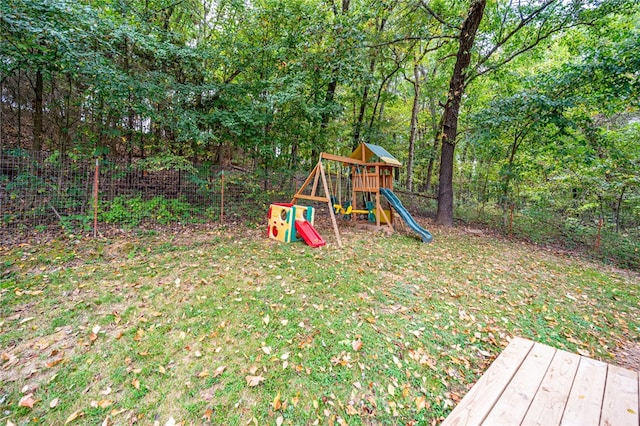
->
[502, 133, 521, 226]
[33, 69, 43, 152]
[313, 79, 338, 159]
[615, 185, 625, 233]
[406, 62, 420, 192]
[16, 70, 22, 148]
[353, 68, 371, 149]
[425, 109, 443, 193]
[0, 79, 3, 149]
[434, 0, 487, 227]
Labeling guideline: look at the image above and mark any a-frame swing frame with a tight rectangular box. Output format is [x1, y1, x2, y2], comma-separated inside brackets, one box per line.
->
[291, 157, 342, 248]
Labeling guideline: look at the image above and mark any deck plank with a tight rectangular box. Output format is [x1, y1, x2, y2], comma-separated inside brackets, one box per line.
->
[482, 342, 556, 425]
[560, 356, 608, 426]
[521, 348, 581, 426]
[599, 365, 639, 426]
[441, 337, 534, 426]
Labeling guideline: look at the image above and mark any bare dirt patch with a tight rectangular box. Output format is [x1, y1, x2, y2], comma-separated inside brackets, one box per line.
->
[1, 326, 77, 386]
[614, 340, 640, 372]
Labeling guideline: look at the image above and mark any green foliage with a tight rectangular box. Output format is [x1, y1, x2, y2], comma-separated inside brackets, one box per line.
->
[135, 153, 198, 174]
[100, 195, 198, 226]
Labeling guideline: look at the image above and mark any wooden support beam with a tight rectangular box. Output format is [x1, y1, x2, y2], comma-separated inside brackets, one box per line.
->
[293, 194, 329, 203]
[292, 163, 320, 204]
[320, 152, 366, 165]
[318, 161, 342, 248]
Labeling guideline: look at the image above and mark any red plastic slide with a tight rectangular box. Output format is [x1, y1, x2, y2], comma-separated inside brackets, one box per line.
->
[294, 220, 326, 248]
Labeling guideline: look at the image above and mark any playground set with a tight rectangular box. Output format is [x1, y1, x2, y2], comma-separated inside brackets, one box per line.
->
[267, 143, 433, 248]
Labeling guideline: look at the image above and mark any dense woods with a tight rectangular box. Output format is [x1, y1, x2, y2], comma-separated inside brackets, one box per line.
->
[1, 0, 638, 260]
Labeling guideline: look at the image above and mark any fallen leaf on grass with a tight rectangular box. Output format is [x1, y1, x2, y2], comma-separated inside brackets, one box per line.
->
[261, 346, 272, 355]
[213, 366, 226, 377]
[387, 384, 395, 396]
[197, 369, 209, 378]
[64, 410, 84, 424]
[272, 392, 282, 411]
[245, 375, 265, 387]
[98, 400, 112, 408]
[203, 409, 213, 421]
[415, 395, 428, 411]
[49, 397, 59, 408]
[351, 340, 363, 352]
[134, 329, 144, 341]
[19, 393, 36, 408]
[577, 348, 592, 357]
[132, 378, 140, 390]
[46, 357, 64, 368]
[276, 415, 284, 426]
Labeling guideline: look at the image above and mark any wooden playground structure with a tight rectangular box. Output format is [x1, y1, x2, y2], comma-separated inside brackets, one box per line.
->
[291, 143, 403, 248]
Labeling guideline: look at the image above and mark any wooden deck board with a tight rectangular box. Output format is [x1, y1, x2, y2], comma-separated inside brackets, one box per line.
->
[483, 342, 556, 425]
[599, 365, 639, 426]
[443, 337, 640, 426]
[440, 337, 534, 426]
[521, 349, 581, 426]
[561, 357, 609, 426]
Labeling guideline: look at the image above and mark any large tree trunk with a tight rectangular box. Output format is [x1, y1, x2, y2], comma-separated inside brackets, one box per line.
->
[406, 62, 420, 192]
[425, 105, 443, 193]
[434, 0, 486, 227]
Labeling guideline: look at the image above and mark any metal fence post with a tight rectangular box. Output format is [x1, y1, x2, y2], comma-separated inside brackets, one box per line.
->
[93, 158, 99, 237]
[220, 169, 224, 223]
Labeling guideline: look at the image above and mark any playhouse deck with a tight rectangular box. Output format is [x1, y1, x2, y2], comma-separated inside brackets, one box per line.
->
[442, 337, 639, 426]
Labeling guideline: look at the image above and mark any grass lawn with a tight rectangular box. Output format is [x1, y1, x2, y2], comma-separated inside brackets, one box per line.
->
[1, 223, 638, 425]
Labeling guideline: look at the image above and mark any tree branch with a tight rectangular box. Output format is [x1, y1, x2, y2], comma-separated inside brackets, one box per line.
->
[418, 0, 454, 29]
[475, 0, 556, 69]
[470, 19, 582, 82]
[366, 35, 454, 49]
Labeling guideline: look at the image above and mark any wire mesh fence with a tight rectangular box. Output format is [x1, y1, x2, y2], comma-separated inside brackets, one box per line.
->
[0, 149, 302, 238]
[2, 148, 636, 269]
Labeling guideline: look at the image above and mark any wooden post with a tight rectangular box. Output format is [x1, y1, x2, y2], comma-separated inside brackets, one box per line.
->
[220, 170, 225, 223]
[595, 217, 603, 252]
[93, 158, 99, 238]
[509, 204, 514, 237]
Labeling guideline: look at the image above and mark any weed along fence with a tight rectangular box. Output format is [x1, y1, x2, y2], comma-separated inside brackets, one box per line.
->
[0, 149, 299, 237]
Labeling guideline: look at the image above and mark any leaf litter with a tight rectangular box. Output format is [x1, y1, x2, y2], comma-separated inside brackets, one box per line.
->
[0, 225, 637, 424]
